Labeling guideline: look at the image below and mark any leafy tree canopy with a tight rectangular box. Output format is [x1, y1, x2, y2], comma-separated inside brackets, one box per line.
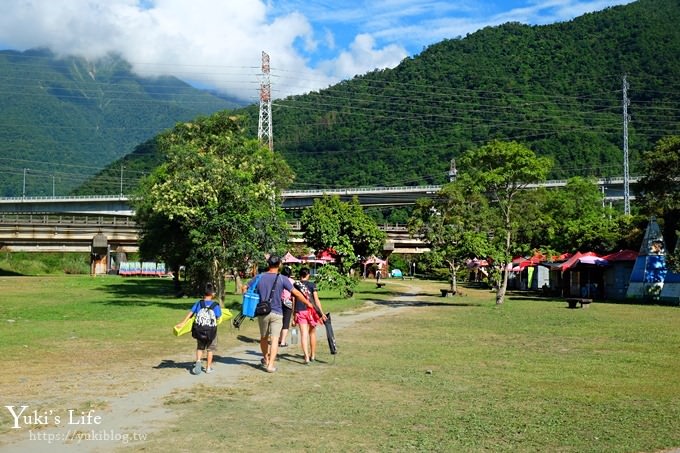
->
[540, 177, 625, 254]
[408, 180, 494, 292]
[134, 112, 293, 297]
[300, 195, 385, 274]
[638, 135, 680, 250]
[458, 140, 551, 304]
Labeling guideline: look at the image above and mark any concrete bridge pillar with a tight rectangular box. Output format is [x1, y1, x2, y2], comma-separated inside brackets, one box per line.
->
[91, 233, 109, 275]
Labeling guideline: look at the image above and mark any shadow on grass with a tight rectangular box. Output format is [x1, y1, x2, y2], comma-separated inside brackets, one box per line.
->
[154, 353, 267, 374]
[361, 288, 404, 296]
[402, 291, 451, 298]
[0, 269, 25, 276]
[97, 278, 190, 310]
[505, 291, 680, 308]
[373, 298, 483, 308]
[505, 291, 680, 307]
[507, 295, 563, 303]
[213, 354, 265, 371]
[235, 334, 259, 344]
[153, 359, 195, 370]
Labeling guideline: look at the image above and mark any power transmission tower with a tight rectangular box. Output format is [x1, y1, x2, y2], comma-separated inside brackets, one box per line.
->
[622, 75, 630, 215]
[258, 51, 273, 151]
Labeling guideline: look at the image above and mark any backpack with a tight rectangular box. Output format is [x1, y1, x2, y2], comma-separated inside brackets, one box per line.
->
[191, 300, 219, 342]
[293, 280, 309, 299]
[294, 280, 323, 318]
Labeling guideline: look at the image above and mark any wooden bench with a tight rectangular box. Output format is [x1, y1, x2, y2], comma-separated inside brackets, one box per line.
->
[376, 282, 386, 288]
[402, 276, 414, 280]
[566, 298, 592, 309]
[440, 289, 456, 297]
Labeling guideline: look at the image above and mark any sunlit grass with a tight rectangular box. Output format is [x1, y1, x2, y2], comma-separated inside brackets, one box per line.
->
[0, 275, 678, 452]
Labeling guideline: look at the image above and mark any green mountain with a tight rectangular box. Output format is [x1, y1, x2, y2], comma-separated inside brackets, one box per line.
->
[0, 48, 241, 197]
[259, 0, 679, 187]
[17, 0, 680, 196]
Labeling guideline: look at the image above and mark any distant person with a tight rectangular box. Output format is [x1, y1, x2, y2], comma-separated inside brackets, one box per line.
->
[278, 266, 295, 348]
[175, 282, 222, 375]
[294, 267, 327, 364]
[248, 255, 306, 373]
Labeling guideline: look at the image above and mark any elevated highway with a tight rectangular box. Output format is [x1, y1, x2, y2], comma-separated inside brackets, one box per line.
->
[0, 176, 637, 215]
[0, 214, 139, 253]
[0, 214, 427, 255]
[0, 177, 637, 254]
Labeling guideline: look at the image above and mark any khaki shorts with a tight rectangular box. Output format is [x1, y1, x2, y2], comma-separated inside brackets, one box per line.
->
[258, 312, 283, 339]
[197, 334, 217, 351]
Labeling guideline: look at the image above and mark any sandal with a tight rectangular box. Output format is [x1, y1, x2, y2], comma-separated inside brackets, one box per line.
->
[265, 367, 277, 373]
[279, 343, 288, 348]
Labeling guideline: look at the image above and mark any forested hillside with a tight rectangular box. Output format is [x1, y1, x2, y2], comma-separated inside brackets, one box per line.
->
[0, 49, 240, 197]
[259, 0, 679, 187]
[39, 0, 680, 194]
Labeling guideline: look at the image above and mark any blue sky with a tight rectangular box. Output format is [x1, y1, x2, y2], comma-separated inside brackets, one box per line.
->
[0, 0, 634, 102]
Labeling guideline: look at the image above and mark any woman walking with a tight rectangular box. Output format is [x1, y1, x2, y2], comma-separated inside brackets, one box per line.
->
[293, 268, 327, 364]
[278, 266, 295, 348]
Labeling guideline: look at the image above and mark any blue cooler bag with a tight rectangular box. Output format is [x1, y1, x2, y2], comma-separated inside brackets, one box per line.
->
[242, 274, 262, 318]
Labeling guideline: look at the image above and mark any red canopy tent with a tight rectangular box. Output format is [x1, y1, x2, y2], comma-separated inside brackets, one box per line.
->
[558, 251, 608, 272]
[511, 253, 545, 272]
[316, 248, 337, 262]
[467, 258, 489, 279]
[467, 258, 489, 268]
[602, 249, 638, 262]
[363, 256, 387, 278]
[282, 252, 302, 264]
[363, 256, 386, 265]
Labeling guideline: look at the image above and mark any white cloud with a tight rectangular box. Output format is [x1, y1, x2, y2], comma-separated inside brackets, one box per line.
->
[0, 0, 635, 101]
[319, 34, 407, 80]
[0, 0, 324, 101]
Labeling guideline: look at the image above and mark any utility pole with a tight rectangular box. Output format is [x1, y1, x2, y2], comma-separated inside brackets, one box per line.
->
[258, 51, 273, 151]
[120, 164, 124, 197]
[22, 168, 29, 199]
[622, 75, 630, 215]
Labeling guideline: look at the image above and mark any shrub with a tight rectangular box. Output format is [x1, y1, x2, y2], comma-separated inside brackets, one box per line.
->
[315, 265, 358, 298]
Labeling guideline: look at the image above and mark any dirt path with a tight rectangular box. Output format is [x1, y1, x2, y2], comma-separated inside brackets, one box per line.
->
[2, 282, 421, 452]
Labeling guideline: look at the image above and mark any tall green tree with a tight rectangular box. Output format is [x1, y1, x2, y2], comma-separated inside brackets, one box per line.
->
[542, 177, 624, 253]
[638, 135, 680, 252]
[301, 195, 385, 273]
[459, 140, 551, 304]
[133, 112, 294, 299]
[408, 180, 494, 293]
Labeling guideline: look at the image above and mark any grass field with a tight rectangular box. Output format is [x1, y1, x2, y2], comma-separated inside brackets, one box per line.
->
[0, 275, 678, 452]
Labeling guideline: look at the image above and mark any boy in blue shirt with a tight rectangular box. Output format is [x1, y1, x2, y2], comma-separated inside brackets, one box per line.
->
[176, 283, 222, 375]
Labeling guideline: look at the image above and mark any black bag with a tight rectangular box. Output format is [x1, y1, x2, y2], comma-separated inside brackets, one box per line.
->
[254, 300, 271, 316]
[191, 300, 219, 342]
[255, 274, 279, 317]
